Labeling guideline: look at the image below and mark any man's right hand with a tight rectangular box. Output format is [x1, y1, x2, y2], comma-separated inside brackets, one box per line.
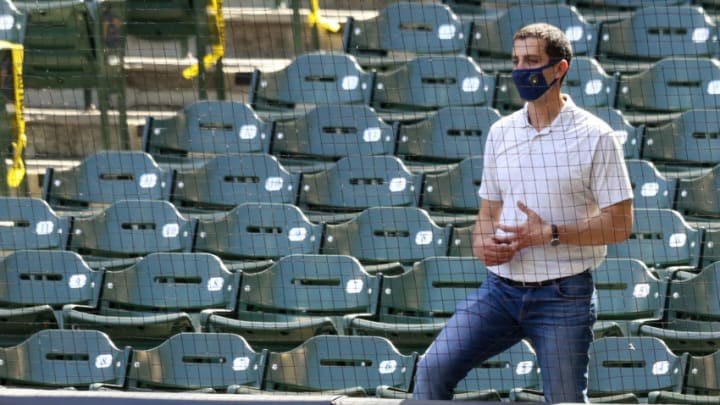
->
[473, 234, 518, 266]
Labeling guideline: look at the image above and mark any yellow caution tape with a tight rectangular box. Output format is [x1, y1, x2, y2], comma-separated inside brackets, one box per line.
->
[308, 0, 341, 33]
[0, 40, 25, 188]
[183, 0, 225, 79]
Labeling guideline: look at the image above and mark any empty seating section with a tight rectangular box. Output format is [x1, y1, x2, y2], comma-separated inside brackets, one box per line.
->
[4, 0, 720, 399]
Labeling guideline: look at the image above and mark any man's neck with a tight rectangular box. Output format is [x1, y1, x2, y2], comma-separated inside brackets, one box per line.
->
[526, 91, 566, 132]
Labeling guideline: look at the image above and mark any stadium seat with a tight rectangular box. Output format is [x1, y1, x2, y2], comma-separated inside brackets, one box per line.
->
[420, 156, 483, 226]
[346, 256, 486, 354]
[270, 104, 398, 172]
[650, 349, 720, 404]
[607, 208, 704, 271]
[260, 335, 417, 396]
[371, 55, 496, 122]
[698, 225, 720, 268]
[494, 56, 619, 114]
[203, 254, 380, 352]
[467, 4, 598, 73]
[171, 153, 300, 212]
[625, 159, 678, 209]
[42, 151, 174, 213]
[675, 165, 720, 217]
[63, 252, 240, 349]
[126, 332, 267, 392]
[248, 51, 374, 120]
[0, 329, 130, 389]
[448, 223, 475, 257]
[0, 197, 71, 255]
[639, 261, 720, 355]
[14, 0, 128, 148]
[342, 1, 471, 71]
[586, 336, 688, 402]
[567, 0, 691, 23]
[297, 155, 423, 224]
[67, 200, 197, 267]
[395, 106, 500, 169]
[126, 0, 225, 100]
[321, 206, 452, 271]
[141, 101, 274, 164]
[641, 109, 720, 168]
[193, 202, 323, 263]
[595, 5, 719, 74]
[592, 258, 669, 338]
[0, 250, 102, 346]
[616, 57, 720, 125]
[585, 106, 644, 159]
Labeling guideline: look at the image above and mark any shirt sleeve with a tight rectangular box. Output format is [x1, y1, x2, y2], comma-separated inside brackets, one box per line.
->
[590, 131, 634, 209]
[478, 125, 502, 202]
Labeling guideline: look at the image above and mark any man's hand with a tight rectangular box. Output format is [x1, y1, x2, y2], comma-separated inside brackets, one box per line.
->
[473, 232, 519, 266]
[494, 201, 551, 250]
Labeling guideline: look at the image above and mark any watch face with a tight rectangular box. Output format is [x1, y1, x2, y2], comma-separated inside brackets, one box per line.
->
[550, 238, 560, 246]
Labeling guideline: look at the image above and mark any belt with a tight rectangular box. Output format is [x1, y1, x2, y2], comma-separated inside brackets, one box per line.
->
[495, 269, 590, 288]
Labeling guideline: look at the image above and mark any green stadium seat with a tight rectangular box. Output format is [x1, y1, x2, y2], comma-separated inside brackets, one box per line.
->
[42, 151, 174, 213]
[592, 258, 668, 338]
[467, 4, 598, 73]
[675, 164, 720, 217]
[14, 0, 128, 148]
[0, 329, 130, 389]
[607, 208, 704, 271]
[126, 332, 267, 392]
[260, 335, 417, 396]
[586, 106, 644, 159]
[193, 202, 323, 262]
[0, 250, 102, 346]
[421, 156, 483, 226]
[649, 349, 720, 404]
[203, 254, 380, 352]
[141, 101, 273, 165]
[0, 197, 71, 255]
[342, 1, 471, 71]
[297, 155, 423, 224]
[63, 252, 240, 349]
[641, 109, 720, 168]
[625, 159, 678, 210]
[616, 57, 720, 126]
[371, 55, 496, 122]
[640, 261, 720, 355]
[67, 200, 197, 267]
[171, 153, 300, 212]
[346, 256, 486, 354]
[595, 5, 719, 74]
[270, 104, 397, 172]
[321, 206, 452, 271]
[248, 52, 374, 120]
[395, 106, 500, 170]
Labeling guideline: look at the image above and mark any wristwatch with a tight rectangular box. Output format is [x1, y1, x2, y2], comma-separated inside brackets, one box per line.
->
[550, 224, 560, 246]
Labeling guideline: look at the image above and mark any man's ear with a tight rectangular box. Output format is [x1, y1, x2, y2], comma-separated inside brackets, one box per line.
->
[556, 59, 570, 79]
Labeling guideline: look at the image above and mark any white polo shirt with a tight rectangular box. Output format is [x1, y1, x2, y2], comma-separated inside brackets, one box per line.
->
[479, 95, 633, 282]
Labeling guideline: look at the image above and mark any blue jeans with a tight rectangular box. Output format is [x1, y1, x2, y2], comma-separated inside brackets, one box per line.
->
[413, 270, 596, 403]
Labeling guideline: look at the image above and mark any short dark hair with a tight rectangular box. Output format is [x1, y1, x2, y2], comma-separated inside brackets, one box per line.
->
[513, 23, 573, 66]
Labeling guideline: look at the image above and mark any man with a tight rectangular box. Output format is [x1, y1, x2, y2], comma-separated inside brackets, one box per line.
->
[413, 23, 634, 402]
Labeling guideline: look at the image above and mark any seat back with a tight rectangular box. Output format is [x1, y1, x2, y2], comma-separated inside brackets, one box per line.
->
[607, 208, 703, 269]
[372, 55, 495, 112]
[625, 159, 678, 209]
[587, 336, 687, 398]
[665, 262, 720, 321]
[396, 106, 499, 162]
[68, 200, 197, 258]
[0, 329, 129, 388]
[685, 350, 720, 394]
[264, 335, 417, 393]
[127, 332, 267, 391]
[585, 107, 644, 159]
[249, 52, 374, 111]
[322, 207, 451, 264]
[343, 1, 470, 57]
[457, 340, 540, 396]
[142, 101, 273, 161]
[172, 153, 300, 210]
[194, 202, 323, 260]
[0, 197, 70, 253]
[422, 156, 484, 213]
[593, 258, 667, 321]
[298, 155, 422, 212]
[271, 104, 397, 161]
[675, 165, 720, 217]
[43, 151, 173, 209]
[642, 109, 720, 166]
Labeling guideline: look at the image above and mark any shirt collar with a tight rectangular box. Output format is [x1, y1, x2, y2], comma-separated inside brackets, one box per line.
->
[521, 94, 578, 134]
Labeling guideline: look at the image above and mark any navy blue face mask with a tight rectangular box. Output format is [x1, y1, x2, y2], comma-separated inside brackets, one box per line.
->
[511, 59, 562, 101]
